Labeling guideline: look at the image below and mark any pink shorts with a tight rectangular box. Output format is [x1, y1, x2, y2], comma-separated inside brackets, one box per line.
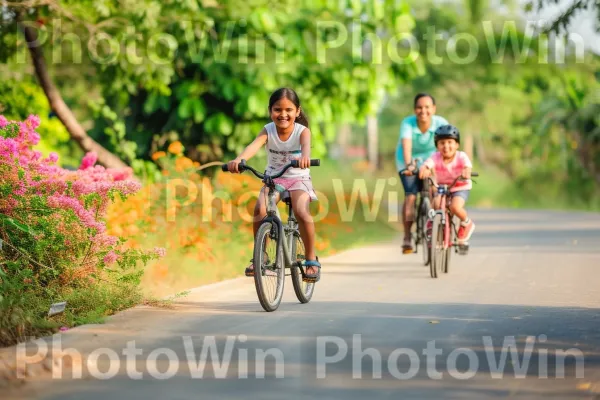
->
[273, 176, 318, 202]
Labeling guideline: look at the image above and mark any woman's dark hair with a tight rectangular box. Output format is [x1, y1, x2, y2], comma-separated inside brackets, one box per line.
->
[268, 87, 309, 128]
[414, 93, 436, 107]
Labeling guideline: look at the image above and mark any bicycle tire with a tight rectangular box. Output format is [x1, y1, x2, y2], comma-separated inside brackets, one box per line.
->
[253, 221, 285, 312]
[290, 232, 314, 304]
[430, 213, 444, 278]
[420, 197, 431, 266]
[444, 217, 455, 274]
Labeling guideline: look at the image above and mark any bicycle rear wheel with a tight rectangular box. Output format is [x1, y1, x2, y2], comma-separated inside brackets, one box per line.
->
[429, 213, 444, 278]
[290, 232, 314, 303]
[419, 197, 431, 266]
[253, 221, 285, 312]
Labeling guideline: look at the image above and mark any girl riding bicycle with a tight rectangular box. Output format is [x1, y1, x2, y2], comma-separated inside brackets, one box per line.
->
[226, 88, 321, 282]
[419, 124, 475, 244]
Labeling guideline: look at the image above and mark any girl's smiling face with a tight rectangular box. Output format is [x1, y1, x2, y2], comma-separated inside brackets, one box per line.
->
[270, 97, 300, 131]
[437, 138, 459, 159]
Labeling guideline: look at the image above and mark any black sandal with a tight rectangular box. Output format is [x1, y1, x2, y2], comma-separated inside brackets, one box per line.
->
[244, 259, 254, 277]
[303, 257, 321, 283]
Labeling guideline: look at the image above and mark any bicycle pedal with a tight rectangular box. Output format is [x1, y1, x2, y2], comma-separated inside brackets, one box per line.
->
[458, 244, 469, 255]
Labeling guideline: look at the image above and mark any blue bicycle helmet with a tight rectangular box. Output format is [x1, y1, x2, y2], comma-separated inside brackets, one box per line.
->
[434, 124, 460, 145]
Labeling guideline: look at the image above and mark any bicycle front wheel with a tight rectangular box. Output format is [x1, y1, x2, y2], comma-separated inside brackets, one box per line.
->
[444, 217, 456, 274]
[419, 197, 431, 266]
[429, 213, 444, 278]
[253, 221, 285, 312]
[290, 232, 315, 304]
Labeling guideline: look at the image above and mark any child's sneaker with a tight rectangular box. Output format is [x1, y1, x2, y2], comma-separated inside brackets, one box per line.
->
[458, 218, 475, 243]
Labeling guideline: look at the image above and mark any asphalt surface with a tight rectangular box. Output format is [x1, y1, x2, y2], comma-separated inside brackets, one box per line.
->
[8, 209, 600, 399]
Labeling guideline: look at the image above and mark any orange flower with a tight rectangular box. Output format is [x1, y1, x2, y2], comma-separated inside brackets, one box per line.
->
[168, 141, 184, 155]
[151, 151, 167, 161]
[175, 156, 194, 171]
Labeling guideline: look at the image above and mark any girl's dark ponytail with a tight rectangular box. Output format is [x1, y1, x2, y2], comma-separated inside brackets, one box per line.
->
[296, 109, 309, 128]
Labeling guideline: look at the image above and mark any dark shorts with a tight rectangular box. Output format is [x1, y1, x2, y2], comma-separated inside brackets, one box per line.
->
[399, 172, 423, 195]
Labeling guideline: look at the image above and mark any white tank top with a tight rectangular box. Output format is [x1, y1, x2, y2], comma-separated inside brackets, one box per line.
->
[265, 122, 309, 179]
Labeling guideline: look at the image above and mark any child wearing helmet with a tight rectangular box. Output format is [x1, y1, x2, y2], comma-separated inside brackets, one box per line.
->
[418, 124, 475, 243]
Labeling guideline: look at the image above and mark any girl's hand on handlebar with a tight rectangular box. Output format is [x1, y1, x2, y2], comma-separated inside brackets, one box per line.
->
[462, 167, 471, 180]
[227, 158, 242, 173]
[298, 156, 311, 169]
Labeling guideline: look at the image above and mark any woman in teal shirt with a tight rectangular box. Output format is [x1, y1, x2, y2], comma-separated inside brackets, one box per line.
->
[396, 93, 449, 253]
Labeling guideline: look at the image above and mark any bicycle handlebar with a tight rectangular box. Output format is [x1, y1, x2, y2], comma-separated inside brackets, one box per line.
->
[221, 159, 320, 181]
[427, 172, 479, 189]
[399, 158, 424, 175]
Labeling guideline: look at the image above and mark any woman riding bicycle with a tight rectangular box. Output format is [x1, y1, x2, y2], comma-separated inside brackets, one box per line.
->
[396, 93, 449, 253]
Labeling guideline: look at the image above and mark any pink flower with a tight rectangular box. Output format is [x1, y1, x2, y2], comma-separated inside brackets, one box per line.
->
[107, 167, 134, 181]
[93, 234, 118, 247]
[0, 115, 8, 128]
[27, 114, 41, 130]
[46, 152, 59, 163]
[103, 251, 119, 265]
[0, 137, 18, 158]
[79, 152, 98, 170]
[28, 131, 41, 145]
[153, 247, 167, 257]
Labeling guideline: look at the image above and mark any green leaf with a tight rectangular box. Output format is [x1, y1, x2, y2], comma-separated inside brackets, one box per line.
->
[258, 10, 276, 32]
[178, 98, 193, 119]
[193, 99, 206, 123]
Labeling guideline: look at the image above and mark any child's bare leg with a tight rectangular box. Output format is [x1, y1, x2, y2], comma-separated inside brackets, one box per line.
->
[253, 187, 279, 236]
[432, 195, 442, 210]
[449, 196, 467, 221]
[450, 194, 475, 242]
[290, 190, 318, 275]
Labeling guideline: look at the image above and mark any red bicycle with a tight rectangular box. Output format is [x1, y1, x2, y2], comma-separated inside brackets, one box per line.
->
[427, 172, 478, 278]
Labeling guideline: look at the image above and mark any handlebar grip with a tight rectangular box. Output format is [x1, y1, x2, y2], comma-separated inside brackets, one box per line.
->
[471, 172, 479, 177]
[221, 159, 247, 172]
[291, 159, 320, 168]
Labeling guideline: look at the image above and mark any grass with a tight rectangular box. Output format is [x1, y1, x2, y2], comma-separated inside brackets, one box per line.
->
[0, 279, 144, 346]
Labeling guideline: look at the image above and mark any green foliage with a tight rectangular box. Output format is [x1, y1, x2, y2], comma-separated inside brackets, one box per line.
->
[3, 0, 420, 163]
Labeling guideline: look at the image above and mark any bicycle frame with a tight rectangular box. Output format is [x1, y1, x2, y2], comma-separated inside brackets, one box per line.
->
[429, 186, 455, 250]
[223, 159, 319, 273]
[263, 186, 301, 269]
[427, 172, 478, 251]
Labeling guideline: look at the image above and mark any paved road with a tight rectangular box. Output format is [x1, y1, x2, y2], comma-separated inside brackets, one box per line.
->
[8, 209, 600, 399]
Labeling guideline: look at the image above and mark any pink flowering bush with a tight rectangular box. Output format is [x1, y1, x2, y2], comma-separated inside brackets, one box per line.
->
[0, 115, 165, 345]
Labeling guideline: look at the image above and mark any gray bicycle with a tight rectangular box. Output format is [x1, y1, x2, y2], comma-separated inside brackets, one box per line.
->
[221, 159, 320, 312]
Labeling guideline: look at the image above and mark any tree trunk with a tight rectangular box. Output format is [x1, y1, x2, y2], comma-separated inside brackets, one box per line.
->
[337, 123, 351, 160]
[23, 24, 127, 169]
[367, 115, 378, 172]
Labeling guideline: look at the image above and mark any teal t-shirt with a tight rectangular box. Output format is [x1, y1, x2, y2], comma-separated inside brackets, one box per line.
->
[395, 115, 449, 171]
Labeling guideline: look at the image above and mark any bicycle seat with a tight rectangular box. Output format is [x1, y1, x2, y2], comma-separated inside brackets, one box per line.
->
[281, 190, 291, 204]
